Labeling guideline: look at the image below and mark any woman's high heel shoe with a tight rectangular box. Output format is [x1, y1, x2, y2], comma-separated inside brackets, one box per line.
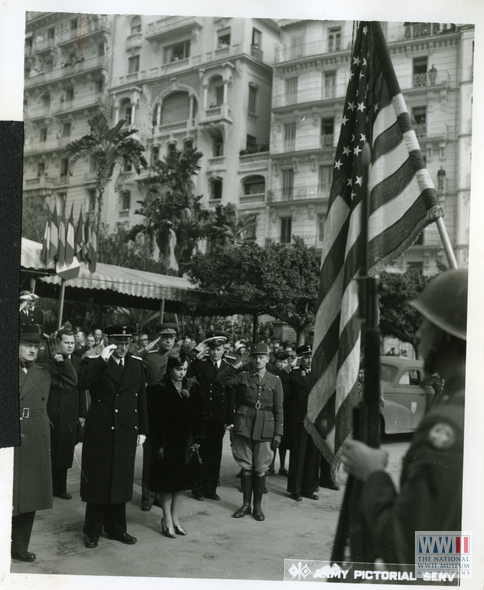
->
[174, 524, 187, 536]
[161, 521, 177, 538]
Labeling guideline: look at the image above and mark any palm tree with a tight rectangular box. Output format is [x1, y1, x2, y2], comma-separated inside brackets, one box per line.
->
[65, 112, 148, 235]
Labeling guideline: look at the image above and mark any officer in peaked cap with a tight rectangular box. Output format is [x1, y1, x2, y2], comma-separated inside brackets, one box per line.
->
[189, 332, 234, 501]
[342, 268, 468, 566]
[215, 342, 284, 521]
[138, 322, 179, 511]
[286, 344, 321, 502]
[78, 324, 148, 549]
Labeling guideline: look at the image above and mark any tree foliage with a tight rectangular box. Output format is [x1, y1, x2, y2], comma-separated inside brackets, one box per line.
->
[65, 113, 148, 235]
[22, 195, 47, 242]
[378, 270, 430, 348]
[187, 237, 320, 344]
[129, 147, 255, 275]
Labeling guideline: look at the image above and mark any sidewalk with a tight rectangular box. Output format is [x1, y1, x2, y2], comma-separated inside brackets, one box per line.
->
[10, 433, 409, 580]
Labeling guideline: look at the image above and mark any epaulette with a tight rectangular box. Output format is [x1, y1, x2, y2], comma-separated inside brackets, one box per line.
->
[131, 355, 143, 361]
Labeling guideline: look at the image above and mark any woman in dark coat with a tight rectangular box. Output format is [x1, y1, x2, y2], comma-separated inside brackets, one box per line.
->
[148, 352, 204, 538]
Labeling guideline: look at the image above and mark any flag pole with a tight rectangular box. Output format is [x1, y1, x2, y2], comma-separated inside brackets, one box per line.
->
[436, 217, 458, 269]
[57, 279, 66, 330]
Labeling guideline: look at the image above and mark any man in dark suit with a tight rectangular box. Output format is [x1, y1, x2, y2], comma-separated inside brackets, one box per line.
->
[45, 328, 87, 499]
[13, 325, 78, 562]
[78, 325, 149, 549]
[189, 334, 235, 501]
[138, 322, 178, 511]
[286, 344, 321, 502]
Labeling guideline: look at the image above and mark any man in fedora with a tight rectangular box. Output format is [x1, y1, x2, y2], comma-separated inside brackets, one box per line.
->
[189, 333, 235, 501]
[78, 325, 148, 549]
[13, 325, 77, 562]
[216, 343, 284, 521]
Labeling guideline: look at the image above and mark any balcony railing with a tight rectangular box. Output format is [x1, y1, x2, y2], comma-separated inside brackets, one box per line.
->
[200, 104, 232, 124]
[26, 104, 51, 120]
[24, 136, 73, 155]
[275, 36, 351, 64]
[240, 192, 265, 204]
[56, 16, 110, 46]
[25, 55, 109, 88]
[403, 22, 457, 40]
[239, 152, 270, 165]
[250, 45, 263, 61]
[414, 123, 427, 138]
[33, 37, 57, 55]
[268, 185, 328, 203]
[126, 32, 143, 49]
[23, 175, 57, 190]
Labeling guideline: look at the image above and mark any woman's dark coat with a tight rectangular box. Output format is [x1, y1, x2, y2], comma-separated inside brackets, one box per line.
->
[148, 375, 204, 493]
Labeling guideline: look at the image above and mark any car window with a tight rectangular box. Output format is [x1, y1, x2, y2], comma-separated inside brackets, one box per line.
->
[380, 364, 398, 383]
[398, 370, 421, 386]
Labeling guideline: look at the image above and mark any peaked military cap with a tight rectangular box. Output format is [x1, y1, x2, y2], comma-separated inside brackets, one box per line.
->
[155, 323, 178, 336]
[104, 324, 135, 340]
[250, 342, 270, 356]
[296, 344, 312, 356]
[203, 332, 227, 347]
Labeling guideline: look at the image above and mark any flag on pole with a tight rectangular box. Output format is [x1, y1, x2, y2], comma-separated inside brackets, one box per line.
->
[75, 207, 85, 262]
[49, 207, 59, 262]
[305, 22, 442, 484]
[57, 206, 66, 265]
[65, 204, 75, 265]
[84, 214, 97, 274]
[41, 207, 51, 265]
[56, 203, 81, 280]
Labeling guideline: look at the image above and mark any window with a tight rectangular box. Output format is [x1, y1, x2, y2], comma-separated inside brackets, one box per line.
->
[215, 86, 224, 106]
[321, 118, 334, 146]
[98, 42, 105, 57]
[407, 260, 424, 272]
[211, 179, 223, 200]
[245, 218, 257, 239]
[48, 28, 55, 40]
[71, 18, 78, 31]
[282, 169, 294, 199]
[248, 85, 257, 114]
[290, 35, 304, 59]
[252, 28, 262, 48]
[284, 123, 296, 151]
[60, 158, 69, 178]
[280, 217, 292, 243]
[95, 79, 103, 94]
[413, 57, 428, 87]
[44, 60, 53, 73]
[217, 28, 231, 47]
[39, 127, 48, 142]
[165, 40, 190, 63]
[120, 190, 131, 211]
[37, 162, 45, 177]
[130, 16, 141, 34]
[243, 176, 265, 195]
[123, 156, 132, 172]
[246, 134, 257, 150]
[123, 103, 133, 126]
[87, 189, 96, 211]
[62, 122, 71, 137]
[213, 136, 224, 157]
[285, 78, 298, 104]
[184, 140, 194, 152]
[319, 165, 332, 192]
[324, 71, 336, 99]
[398, 370, 421, 386]
[128, 55, 140, 74]
[318, 214, 326, 242]
[42, 93, 50, 108]
[412, 106, 426, 138]
[328, 27, 341, 52]
[151, 146, 160, 163]
[89, 155, 97, 172]
[65, 87, 74, 101]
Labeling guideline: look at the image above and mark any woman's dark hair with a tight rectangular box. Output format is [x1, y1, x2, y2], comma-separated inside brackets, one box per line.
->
[167, 349, 188, 371]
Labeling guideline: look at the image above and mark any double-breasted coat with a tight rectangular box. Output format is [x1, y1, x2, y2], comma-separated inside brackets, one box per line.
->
[78, 354, 149, 504]
[188, 358, 235, 424]
[14, 360, 78, 516]
[47, 354, 87, 469]
[148, 375, 204, 493]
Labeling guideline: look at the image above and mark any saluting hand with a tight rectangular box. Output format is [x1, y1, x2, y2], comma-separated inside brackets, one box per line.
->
[101, 344, 118, 361]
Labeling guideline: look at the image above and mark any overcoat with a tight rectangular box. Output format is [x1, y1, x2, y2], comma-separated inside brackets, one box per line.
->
[148, 375, 204, 492]
[47, 354, 86, 468]
[188, 358, 235, 424]
[217, 366, 283, 441]
[14, 360, 78, 516]
[78, 354, 149, 504]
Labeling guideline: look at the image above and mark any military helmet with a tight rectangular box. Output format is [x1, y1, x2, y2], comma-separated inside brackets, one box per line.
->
[409, 268, 468, 341]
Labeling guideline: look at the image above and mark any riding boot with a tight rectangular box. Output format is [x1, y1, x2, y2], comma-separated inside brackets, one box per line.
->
[232, 470, 253, 518]
[252, 474, 266, 521]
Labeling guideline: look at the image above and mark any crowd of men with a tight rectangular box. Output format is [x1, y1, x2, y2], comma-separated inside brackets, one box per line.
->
[15, 268, 467, 569]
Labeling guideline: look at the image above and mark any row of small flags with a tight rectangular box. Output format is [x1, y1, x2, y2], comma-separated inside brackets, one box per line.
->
[41, 205, 97, 279]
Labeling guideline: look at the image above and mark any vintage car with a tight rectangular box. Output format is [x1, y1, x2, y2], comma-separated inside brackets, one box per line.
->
[380, 356, 435, 434]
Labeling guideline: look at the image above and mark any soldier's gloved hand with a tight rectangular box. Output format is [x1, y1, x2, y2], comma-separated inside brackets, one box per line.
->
[137, 434, 146, 446]
[271, 435, 282, 450]
[144, 337, 160, 352]
[101, 344, 117, 362]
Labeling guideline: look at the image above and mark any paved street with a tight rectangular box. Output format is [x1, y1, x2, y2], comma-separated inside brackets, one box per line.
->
[11, 433, 411, 581]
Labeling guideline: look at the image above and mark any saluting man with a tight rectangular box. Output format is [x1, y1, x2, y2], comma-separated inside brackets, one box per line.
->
[78, 325, 148, 549]
[342, 269, 467, 565]
[217, 343, 283, 521]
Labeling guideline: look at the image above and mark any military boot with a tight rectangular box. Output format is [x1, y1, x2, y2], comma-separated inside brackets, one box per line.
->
[232, 470, 253, 518]
[252, 474, 266, 521]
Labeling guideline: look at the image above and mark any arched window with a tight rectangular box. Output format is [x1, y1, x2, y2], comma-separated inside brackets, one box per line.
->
[243, 175, 265, 196]
[160, 92, 190, 124]
[130, 16, 141, 34]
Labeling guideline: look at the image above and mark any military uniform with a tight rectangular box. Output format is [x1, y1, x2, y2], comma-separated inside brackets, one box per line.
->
[78, 351, 148, 538]
[360, 375, 464, 565]
[217, 365, 284, 474]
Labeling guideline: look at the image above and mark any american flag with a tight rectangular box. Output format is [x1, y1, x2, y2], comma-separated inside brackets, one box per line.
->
[305, 22, 441, 483]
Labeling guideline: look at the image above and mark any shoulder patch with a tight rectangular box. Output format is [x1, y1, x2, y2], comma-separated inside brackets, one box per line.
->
[428, 422, 456, 449]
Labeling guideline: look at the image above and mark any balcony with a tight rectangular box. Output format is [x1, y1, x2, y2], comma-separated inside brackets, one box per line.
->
[26, 104, 51, 120]
[51, 93, 108, 115]
[24, 136, 73, 155]
[126, 32, 143, 50]
[240, 192, 265, 205]
[272, 83, 347, 110]
[145, 16, 203, 41]
[56, 16, 111, 47]
[24, 55, 109, 88]
[275, 36, 351, 64]
[402, 22, 457, 41]
[320, 134, 335, 148]
[154, 119, 195, 137]
[24, 175, 57, 189]
[199, 104, 232, 126]
[33, 37, 57, 57]
[239, 152, 270, 169]
[268, 185, 328, 203]
[250, 45, 263, 61]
